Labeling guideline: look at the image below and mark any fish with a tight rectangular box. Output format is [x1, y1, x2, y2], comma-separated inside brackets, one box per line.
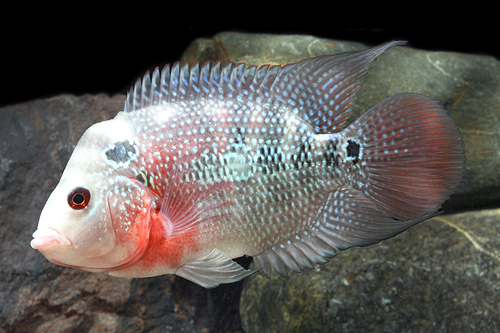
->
[31, 41, 465, 288]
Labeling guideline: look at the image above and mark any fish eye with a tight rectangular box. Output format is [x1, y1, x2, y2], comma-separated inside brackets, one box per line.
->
[68, 188, 91, 210]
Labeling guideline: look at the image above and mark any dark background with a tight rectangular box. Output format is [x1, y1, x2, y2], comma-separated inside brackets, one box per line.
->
[2, 19, 496, 108]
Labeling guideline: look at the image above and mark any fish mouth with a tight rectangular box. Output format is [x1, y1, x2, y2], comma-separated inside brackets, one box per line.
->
[30, 228, 72, 249]
[30, 227, 123, 272]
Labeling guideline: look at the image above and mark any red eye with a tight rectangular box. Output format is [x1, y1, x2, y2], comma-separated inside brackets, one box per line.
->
[68, 188, 91, 210]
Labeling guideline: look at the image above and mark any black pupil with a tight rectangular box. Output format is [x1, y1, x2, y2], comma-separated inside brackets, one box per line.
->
[73, 193, 85, 205]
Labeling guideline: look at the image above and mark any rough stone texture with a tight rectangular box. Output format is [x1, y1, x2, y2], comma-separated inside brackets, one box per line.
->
[1, 32, 499, 332]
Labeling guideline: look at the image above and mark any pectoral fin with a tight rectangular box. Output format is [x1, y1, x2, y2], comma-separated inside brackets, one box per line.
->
[175, 248, 256, 288]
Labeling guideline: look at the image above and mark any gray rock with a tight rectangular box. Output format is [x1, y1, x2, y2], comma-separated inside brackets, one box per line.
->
[181, 32, 365, 67]
[1, 32, 499, 332]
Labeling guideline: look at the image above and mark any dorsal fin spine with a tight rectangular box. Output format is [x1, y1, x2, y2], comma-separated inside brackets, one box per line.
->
[159, 64, 169, 105]
[123, 41, 404, 135]
[189, 62, 200, 99]
[219, 62, 234, 98]
[200, 61, 211, 98]
[209, 61, 221, 99]
[169, 62, 179, 102]
[141, 70, 151, 109]
[151, 67, 161, 106]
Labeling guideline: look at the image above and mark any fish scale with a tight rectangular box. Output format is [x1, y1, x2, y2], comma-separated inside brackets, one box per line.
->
[117, 80, 345, 274]
[130, 102, 333, 248]
[125, 83, 363, 266]
[31, 41, 465, 288]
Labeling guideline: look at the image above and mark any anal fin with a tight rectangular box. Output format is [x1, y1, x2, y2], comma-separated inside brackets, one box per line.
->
[176, 248, 256, 288]
[253, 186, 432, 278]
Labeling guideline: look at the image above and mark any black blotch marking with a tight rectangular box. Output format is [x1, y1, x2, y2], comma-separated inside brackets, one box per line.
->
[291, 143, 312, 169]
[231, 127, 248, 153]
[106, 140, 136, 164]
[235, 127, 245, 143]
[134, 173, 148, 186]
[257, 146, 284, 174]
[323, 139, 338, 167]
[346, 140, 360, 165]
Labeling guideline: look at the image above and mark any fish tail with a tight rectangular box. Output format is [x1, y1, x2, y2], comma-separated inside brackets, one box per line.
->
[342, 92, 465, 220]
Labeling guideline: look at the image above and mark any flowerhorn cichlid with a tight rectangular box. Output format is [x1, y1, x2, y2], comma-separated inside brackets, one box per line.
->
[31, 41, 465, 288]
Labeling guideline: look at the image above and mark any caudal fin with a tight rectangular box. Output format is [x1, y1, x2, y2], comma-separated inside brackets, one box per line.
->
[344, 92, 465, 220]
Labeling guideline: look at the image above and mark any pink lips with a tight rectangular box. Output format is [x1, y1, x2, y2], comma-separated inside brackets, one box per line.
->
[31, 228, 72, 249]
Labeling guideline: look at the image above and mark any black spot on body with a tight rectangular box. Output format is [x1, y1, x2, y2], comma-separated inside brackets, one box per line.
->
[106, 140, 136, 164]
[346, 140, 360, 164]
[291, 143, 312, 169]
[257, 145, 285, 174]
[135, 172, 148, 186]
[235, 127, 245, 143]
[324, 139, 338, 167]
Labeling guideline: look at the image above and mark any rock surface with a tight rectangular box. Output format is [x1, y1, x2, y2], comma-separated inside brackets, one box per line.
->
[1, 32, 499, 332]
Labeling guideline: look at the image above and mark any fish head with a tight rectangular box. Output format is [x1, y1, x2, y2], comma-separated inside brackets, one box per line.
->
[31, 113, 152, 273]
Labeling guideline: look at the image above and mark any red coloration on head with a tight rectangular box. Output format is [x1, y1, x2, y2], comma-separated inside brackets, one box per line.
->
[107, 206, 202, 277]
[144, 211, 199, 266]
[106, 142, 213, 277]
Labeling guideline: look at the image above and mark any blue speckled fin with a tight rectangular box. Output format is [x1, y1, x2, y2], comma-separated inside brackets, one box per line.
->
[124, 41, 405, 133]
[176, 248, 256, 288]
[269, 41, 406, 133]
[253, 186, 432, 278]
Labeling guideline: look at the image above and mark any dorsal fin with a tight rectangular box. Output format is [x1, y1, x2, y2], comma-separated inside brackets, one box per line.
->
[124, 41, 405, 133]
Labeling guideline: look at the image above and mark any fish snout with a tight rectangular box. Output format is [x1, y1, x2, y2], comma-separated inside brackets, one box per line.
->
[31, 228, 72, 249]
